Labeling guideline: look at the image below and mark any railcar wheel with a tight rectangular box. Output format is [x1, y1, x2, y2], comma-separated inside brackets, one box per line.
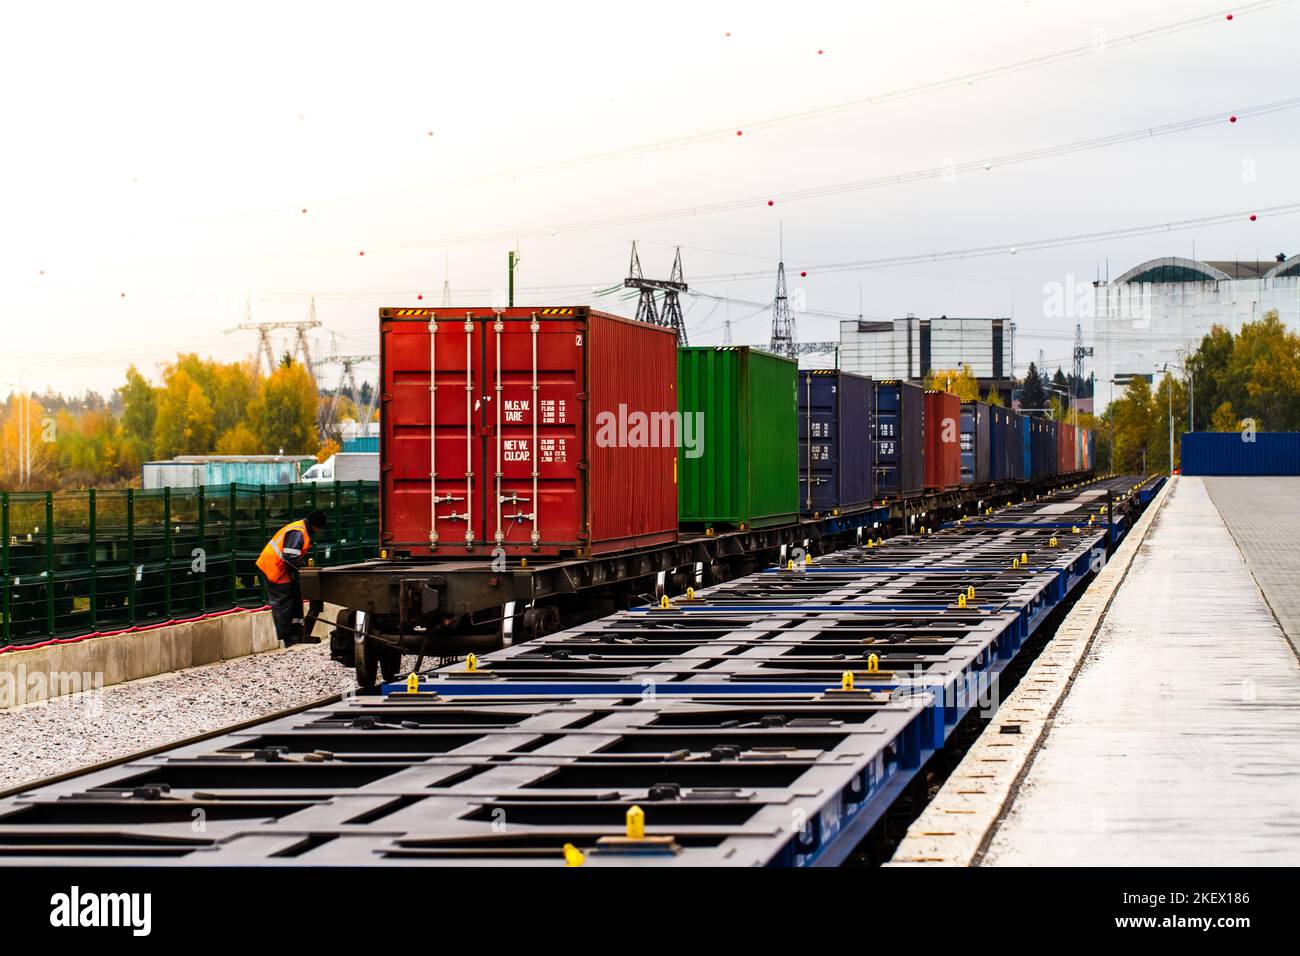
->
[354, 611, 378, 689]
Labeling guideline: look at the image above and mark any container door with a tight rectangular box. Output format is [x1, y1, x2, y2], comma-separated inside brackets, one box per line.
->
[485, 313, 584, 552]
[799, 373, 837, 513]
[383, 314, 484, 553]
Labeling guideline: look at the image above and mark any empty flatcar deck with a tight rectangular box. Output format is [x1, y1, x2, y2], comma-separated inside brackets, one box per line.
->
[0, 477, 1156, 867]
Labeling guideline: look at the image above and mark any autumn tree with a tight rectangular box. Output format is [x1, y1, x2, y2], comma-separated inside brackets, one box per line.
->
[153, 369, 215, 458]
[1210, 401, 1240, 432]
[923, 364, 981, 400]
[1110, 376, 1154, 473]
[249, 362, 318, 454]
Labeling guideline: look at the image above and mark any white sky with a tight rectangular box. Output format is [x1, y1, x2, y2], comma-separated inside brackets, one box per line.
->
[1, 0, 1297, 396]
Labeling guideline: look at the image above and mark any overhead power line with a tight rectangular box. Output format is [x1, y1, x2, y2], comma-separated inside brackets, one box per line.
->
[310, 0, 1293, 206]
[365, 97, 1300, 252]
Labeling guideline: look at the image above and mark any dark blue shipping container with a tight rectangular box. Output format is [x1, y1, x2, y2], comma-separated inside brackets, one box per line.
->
[1029, 416, 1055, 479]
[875, 380, 924, 497]
[1019, 413, 1032, 480]
[988, 405, 1013, 481]
[960, 401, 991, 485]
[1181, 432, 1300, 475]
[798, 370, 875, 514]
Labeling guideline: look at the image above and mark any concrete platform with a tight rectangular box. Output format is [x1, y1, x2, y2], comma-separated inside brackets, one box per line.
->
[0, 604, 342, 709]
[892, 476, 1300, 866]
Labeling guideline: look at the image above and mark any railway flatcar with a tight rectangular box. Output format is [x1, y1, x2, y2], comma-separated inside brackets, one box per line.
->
[305, 305, 1101, 688]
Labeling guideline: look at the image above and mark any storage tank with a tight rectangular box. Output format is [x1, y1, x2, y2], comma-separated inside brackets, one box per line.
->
[924, 390, 962, 491]
[874, 380, 924, 498]
[678, 346, 799, 529]
[798, 370, 874, 515]
[381, 306, 679, 557]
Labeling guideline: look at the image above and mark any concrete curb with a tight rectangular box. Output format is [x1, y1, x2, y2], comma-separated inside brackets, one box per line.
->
[0, 604, 342, 709]
[886, 477, 1176, 867]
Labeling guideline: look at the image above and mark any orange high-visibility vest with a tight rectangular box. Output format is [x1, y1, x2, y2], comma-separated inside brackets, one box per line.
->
[256, 519, 313, 585]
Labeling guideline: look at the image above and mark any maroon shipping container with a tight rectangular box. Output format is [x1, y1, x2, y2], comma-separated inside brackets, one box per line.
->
[923, 390, 962, 490]
[380, 306, 679, 558]
[1057, 422, 1074, 474]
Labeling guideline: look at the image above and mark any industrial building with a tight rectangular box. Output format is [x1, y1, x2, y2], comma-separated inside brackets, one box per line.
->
[1093, 254, 1300, 413]
[839, 315, 1015, 403]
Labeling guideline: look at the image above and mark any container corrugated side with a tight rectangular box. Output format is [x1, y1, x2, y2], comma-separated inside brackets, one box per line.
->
[586, 312, 680, 553]
[678, 347, 798, 528]
[1181, 432, 1300, 475]
[924, 390, 961, 490]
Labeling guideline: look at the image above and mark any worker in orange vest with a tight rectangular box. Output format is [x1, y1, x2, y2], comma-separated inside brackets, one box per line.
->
[256, 510, 329, 647]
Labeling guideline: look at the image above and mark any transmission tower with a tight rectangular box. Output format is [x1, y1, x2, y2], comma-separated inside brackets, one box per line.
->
[623, 242, 689, 344]
[722, 296, 733, 346]
[769, 260, 797, 359]
[314, 353, 379, 438]
[441, 253, 451, 307]
[227, 298, 322, 377]
[1072, 321, 1093, 400]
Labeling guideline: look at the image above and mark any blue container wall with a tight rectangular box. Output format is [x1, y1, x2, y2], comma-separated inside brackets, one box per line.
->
[343, 436, 380, 453]
[798, 371, 875, 514]
[874, 381, 923, 497]
[960, 402, 991, 485]
[1019, 414, 1032, 480]
[988, 407, 1004, 482]
[1181, 432, 1300, 475]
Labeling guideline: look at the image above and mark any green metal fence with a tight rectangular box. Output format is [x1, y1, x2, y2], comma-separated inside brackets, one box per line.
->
[1, 481, 380, 648]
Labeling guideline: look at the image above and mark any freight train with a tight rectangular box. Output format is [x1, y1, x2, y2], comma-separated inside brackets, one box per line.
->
[301, 306, 1095, 687]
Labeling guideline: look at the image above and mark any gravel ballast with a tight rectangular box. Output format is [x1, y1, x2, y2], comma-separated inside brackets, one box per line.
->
[0, 642, 414, 791]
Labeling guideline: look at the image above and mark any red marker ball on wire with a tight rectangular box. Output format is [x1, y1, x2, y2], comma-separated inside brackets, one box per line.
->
[1250, 214, 1257, 221]
[1229, 115, 1237, 123]
[800, 271, 807, 277]
[417, 294, 423, 300]
[736, 130, 743, 136]
[767, 200, 774, 206]
[359, 250, 365, 256]
[1226, 13, 1233, 20]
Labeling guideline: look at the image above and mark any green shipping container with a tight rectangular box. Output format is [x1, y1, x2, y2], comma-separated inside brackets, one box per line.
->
[677, 346, 799, 529]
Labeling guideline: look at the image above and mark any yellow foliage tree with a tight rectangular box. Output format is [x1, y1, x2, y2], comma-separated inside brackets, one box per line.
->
[1210, 401, 1240, 432]
[923, 364, 981, 400]
[249, 362, 319, 454]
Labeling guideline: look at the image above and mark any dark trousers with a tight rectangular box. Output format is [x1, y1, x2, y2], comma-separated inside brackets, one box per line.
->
[263, 573, 325, 645]
[264, 574, 302, 645]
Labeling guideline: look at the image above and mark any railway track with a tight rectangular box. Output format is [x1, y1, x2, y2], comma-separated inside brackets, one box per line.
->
[0, 475, 1157, 866]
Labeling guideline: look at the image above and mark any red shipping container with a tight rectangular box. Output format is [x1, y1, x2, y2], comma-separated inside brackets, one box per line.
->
[923, 390, 961, 490]
[1057, 423, 1074, 474]
[379, 306, 679, 557]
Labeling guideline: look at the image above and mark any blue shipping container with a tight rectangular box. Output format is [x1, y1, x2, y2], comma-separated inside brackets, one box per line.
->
[1181, 432, 1300, 475]
[874, 380, 924, 497]
[960, 401, 991, 485]
[798, 370, 874, 514]
[343, 436, 380, 453]
[1019, 413, 1032, 480]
